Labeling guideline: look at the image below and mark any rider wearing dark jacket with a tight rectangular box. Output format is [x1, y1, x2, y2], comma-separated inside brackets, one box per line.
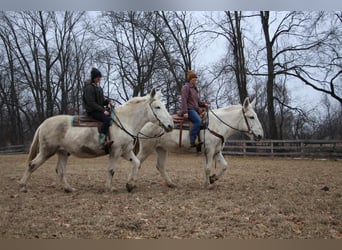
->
[83, 80, 109, 113]
[83, 67, 112, 148]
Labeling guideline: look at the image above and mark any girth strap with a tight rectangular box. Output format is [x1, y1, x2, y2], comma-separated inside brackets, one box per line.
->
[207, 127, 225, 145]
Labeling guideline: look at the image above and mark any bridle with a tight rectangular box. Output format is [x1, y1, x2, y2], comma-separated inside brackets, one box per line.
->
[147, 101, 170, 133]
[207, 107, 258, 144]
[111, 99, 168, 142]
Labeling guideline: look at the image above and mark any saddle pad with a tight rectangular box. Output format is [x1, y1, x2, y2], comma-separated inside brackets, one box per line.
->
[172, 112, 207, 147]
[72, 115, 102, 127]
[172, 114, 190, 129]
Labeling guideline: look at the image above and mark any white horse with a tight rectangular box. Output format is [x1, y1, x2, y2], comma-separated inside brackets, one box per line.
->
[19, 89, 174, 192]
[133, 97, 264, 190]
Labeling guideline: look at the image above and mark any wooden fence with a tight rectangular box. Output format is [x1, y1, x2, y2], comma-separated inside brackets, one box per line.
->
[1, 140, 342, 158]
[0, 145, 26, 154]
[223, 140, 342, 158]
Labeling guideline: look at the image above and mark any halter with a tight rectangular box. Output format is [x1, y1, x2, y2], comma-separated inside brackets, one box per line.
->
[148, 101, 170, 132]
[207, 107, 257, 144]
[111, 99, 167, 142]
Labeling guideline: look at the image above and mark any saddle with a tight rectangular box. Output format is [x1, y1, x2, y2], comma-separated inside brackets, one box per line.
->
[172, 109, 207, 148]
[72, 115, 113, 154]
[72, 115, 102, 129]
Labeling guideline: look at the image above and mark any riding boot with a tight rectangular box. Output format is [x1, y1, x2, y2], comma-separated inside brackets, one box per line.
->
[99, 133, 106, 145]
[99, 133, 113, 154]
[190, 140, 203, 150]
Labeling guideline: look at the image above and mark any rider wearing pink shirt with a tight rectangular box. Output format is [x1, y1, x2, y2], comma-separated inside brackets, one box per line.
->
[181, 70, 209, 147]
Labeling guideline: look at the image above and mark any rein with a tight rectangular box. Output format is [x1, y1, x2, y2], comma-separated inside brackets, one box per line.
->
[111, 112, 138, 143]
[137, 129, 165, 140]
[207, 107, 256, 144]
[110, 100, 166, 142]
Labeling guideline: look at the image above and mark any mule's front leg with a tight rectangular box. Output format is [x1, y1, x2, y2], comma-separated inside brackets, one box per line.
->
[211, 152, 228, 183]
[156, 147, 176, 188]
[203, 150, 215, 189]
[106, 155, 118, 192]
[124, 151, 140, 192]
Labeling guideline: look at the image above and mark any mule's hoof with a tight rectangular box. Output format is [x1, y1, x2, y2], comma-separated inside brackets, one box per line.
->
[102, 141, 113, 154]
[167, 183, 177, 188]
[20, 186, 27, 193]
[64, 187, 77, 193]
[106, 187, 118, 193]
[126, 183, 137, 192]
[205, 183, 215, 190]
[209, 174, 218, 184]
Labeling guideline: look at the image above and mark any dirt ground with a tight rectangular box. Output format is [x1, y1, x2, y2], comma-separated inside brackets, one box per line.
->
[0, 153, 341, 239]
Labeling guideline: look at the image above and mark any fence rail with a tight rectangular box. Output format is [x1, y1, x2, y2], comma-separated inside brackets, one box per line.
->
[223, 140, 342, 158]
[0, 145, 26, 154]
[1, 141, 342, 158]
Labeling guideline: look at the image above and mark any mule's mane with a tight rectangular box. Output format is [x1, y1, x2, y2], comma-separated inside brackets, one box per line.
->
[117, 95, 159, 113]
[217, 104, 242, 112]
[126, 96, 148, 104]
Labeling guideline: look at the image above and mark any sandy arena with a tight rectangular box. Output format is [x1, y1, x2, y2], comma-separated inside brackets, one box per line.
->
[0, 153, 341, 239]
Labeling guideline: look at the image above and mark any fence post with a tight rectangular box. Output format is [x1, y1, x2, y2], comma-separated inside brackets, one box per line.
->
[221, 140, 341, 158]
[300, 141, 304, 158]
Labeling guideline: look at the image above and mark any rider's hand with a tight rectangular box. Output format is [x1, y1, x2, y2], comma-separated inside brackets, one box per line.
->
[104, 110, 110, 116]
[184, 113, 189, 119]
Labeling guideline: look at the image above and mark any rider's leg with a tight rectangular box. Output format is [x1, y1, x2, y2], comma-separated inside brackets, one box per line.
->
[188, 109, 202, 147]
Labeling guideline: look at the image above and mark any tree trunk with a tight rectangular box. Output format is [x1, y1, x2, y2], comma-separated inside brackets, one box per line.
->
[260, 11, 278, 139]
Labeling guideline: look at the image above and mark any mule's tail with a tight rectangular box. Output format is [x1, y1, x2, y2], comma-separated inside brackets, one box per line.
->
[27, 126, 40, 163]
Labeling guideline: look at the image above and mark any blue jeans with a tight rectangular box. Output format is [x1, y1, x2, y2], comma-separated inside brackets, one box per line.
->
[188, 109, 202, 144]
[88, 111, 111, 135]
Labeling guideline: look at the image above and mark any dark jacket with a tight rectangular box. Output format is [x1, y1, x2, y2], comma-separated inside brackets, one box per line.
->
[83, 80, 109, 113]
[181, 82, 205, 116]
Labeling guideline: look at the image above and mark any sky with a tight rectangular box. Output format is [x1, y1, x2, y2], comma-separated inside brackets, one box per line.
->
[2, 0, 342, 11]
[193, 11, 340, 115]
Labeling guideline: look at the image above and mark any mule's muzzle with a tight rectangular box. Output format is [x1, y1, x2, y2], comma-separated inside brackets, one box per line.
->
[164, 124, 173, 132]
[254, 134, 262, 141]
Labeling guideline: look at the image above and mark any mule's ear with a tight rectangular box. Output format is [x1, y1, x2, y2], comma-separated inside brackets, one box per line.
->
[243, 97, 250, 111]
[250, 98, 256, 108]
[150, 88, 156, 99]
[155, 90, 162, 99]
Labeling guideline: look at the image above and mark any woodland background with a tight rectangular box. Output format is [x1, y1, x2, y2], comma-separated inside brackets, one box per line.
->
[0, 11, 341, 147]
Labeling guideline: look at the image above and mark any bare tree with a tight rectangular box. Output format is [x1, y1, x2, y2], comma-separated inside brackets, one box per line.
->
[0, 11, 92, 144]
[51, 11, 86, 114]
[260, 11, 279, 139]
[95, 11, 161, 99]
[257, 11, 342, 139]
[146, 11, 203, 111]
[213, 11, 249, 103]
[282, 12, 342, 104]
[0, 11, 60, 121]
[313, 95, 342, 139]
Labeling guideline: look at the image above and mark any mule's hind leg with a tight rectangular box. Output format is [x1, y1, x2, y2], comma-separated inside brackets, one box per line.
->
[127, 145, 154, 191]
[106, 153, 119, 192]
[19, 152, 52, 192]
[156, 147, 176, 188]
[209, 152, 228, 184]
[203, 149, 215, 189]
[125, 151, 141, 192]
[56, 151, 76, 192]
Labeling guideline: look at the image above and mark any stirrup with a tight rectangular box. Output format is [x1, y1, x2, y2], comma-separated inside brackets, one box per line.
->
[102, 140, 113, 154]
[190, 141, 203, 151]
[195, 142, 203, 152]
